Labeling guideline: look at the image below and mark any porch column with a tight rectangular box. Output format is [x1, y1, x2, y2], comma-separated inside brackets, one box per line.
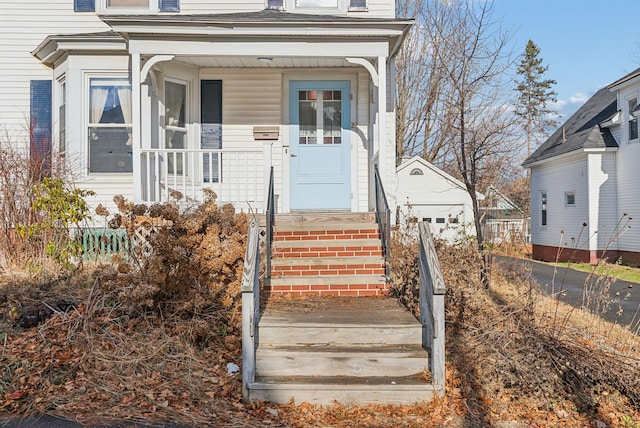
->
[377, 55, 388, 192]
[132, 53, 142, 202]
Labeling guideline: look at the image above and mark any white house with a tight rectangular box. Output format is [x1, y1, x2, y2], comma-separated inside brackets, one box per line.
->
[481, 186, 528, 245]
[0, 0, 411, 217]
[523, 67, 640, 265]
[395, 156, 480, 243]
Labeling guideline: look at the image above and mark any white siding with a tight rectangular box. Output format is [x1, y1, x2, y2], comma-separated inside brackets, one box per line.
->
[586, 152, 618, 252]
[616, 141, 640, 253]
[395, 158, 475, 242]
[530, 154, 590, 251]
[0, 1, 108, 146]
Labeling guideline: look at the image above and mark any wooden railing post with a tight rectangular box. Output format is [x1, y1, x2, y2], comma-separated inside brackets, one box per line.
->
[241, 218, 260, 400]
[418, 221, 446, 396]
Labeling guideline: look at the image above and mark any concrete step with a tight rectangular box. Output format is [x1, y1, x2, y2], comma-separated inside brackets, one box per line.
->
[248, 376, 438, 405]
[256, 344, 428, 377]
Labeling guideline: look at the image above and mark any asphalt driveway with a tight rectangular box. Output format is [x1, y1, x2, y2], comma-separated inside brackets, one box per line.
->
[493, 255, 640, 329]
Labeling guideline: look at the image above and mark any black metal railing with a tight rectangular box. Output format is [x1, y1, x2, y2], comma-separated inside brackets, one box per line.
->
[265, 166, 275, 279]
[374, 165, 391, 275]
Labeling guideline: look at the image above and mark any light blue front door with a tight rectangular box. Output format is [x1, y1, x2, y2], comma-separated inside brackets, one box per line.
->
[290, 81, 351, 210]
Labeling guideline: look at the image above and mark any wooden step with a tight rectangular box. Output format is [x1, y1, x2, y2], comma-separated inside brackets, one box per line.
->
[248, 376, 438, 405]
[256, 344, 428, 377]
[249, 297, 435, 406]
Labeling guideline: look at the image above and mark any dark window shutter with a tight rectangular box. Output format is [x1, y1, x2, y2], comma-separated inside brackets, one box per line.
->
[349, 0, 366, 8]
[30, 80, 52, 176]
[266, 0, 284, 9]
[74, 0, 95, 12]
[201, 80, 222, 182]
[159, 0, 179, 12]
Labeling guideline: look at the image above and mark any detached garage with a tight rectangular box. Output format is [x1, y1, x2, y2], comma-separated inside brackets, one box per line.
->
[395, 156, 482, 243]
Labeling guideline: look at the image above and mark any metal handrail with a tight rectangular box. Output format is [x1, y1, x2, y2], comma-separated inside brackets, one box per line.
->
[417, 221, 446, 396]
[374, 165, 391, 275]
[241, 218, 260, 399]
[265, 166, 275, 279]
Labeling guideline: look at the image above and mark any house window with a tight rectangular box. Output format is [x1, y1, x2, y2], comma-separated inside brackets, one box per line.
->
[59, 80, 66, 154]
[629, 98, 638, 141]
[296, 0, 338, 6]
[410, 168, 423, 175]
[101, 0, 178, 12]
[449, 217, 459, 224]
[565, 192, 575, 207]
[88, 78, 132, 173]
[541, 192, 547, 226]
[269, 0, 365, 11]
[164, 79, 187, 174]
[423, 217, 432, 223]
[436, 218, 445, 224]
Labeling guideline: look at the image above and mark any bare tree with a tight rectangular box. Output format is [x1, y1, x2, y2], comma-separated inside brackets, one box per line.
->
[432, 0, 517, 287]
[396, 0, 457, 164]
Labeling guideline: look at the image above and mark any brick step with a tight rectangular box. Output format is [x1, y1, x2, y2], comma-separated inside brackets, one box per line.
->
[272, 257, 385, 277]
[272, 240, 383, 258]
[266, 274, 388, 296]
[274, 228, 380, 242]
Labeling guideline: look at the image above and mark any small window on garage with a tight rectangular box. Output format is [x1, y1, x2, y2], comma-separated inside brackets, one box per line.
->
[423, 217, 432, 223]
[410, 168, 423, 175]
[436, 218, 445, 224]
[449, 217, 459, 223]
[565, 192, 575, 207]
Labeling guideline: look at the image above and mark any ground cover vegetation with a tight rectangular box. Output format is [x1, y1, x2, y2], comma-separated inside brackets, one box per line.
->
[1, 185, 639, 426]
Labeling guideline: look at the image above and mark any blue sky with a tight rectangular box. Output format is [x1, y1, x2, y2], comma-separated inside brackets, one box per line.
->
[492, 0, 640, 120]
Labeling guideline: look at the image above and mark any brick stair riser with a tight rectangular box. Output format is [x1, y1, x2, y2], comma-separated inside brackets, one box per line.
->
[265, 283, 389, 297]
[272, 264, 385, 277]
[274, 229, 380, 242]
[273, 246, 383, 258]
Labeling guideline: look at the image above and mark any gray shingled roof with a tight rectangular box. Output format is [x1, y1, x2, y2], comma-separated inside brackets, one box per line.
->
[100, 9, 411, 25]
[522, 87, 618, 167]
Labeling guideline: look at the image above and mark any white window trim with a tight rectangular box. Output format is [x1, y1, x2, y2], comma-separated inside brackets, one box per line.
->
[627, 96, 638, 143]
[276, 0, 366, 14]
[97, 0, 158, 14]
[85, 74, 133, 176]
[564, 191, 575, 207]
[161, 76, 190, 148]
[540, 190, 548, 227]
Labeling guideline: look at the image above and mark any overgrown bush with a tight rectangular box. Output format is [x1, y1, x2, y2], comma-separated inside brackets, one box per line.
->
[97, 190, 249, 313]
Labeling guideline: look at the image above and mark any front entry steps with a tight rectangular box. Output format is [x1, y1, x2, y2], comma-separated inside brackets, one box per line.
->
[267, 212, 388, 296]
[247, 297, 437, 405]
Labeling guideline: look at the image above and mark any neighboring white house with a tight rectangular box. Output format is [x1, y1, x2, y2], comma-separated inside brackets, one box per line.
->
[395, 156, 481, 243]
[0, 0, 411, 217]
[481, 186, 528, 245]
[523, 67, 640, 265]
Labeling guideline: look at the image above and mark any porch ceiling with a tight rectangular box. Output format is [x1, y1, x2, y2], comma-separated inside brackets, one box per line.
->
[172, 56, 358, 69]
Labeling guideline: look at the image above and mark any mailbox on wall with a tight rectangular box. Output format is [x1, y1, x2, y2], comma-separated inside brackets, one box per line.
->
[253, 126, 279, 140]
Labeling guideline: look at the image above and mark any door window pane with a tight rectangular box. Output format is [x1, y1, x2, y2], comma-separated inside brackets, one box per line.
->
[299, 91, 317, 145]
[298, 89, 342, 145]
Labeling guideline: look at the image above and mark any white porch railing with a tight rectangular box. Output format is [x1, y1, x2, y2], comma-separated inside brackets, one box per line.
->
[140, 148, 265, 210]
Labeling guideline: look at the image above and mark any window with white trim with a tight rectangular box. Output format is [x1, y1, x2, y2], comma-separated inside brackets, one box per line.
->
[97, 0, 179, 13]
[628, 97, 638, 141]
[266, 0, 366, 11]
[541, 192, 547, 226]
[164, 79, 188, 174]
[565, 192, 575, 207]
[58, 79, 66, 154]
[88, 78, 132, 173]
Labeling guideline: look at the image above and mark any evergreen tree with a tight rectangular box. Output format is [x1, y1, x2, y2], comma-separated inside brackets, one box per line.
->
[515, 40, 558, 156]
